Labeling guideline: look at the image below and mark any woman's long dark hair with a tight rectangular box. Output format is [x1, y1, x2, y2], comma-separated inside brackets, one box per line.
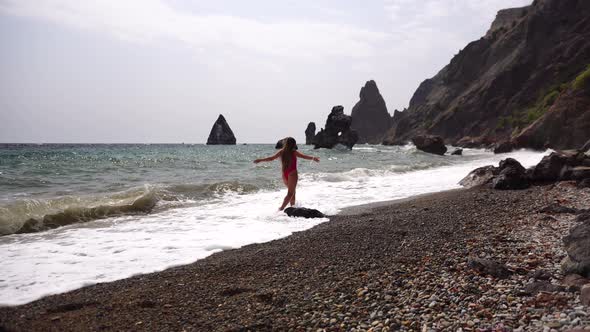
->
[281, 137, 297, 172]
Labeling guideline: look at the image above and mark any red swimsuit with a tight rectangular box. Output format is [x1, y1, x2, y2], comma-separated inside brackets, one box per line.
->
[283, 152, 297, 180]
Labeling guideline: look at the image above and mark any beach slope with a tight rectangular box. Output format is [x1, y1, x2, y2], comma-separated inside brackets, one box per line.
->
[1, 184, 588, 331]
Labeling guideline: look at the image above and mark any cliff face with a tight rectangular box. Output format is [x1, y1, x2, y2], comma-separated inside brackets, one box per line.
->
[350, 80, 392, 144]
[383, 0, 590, 150]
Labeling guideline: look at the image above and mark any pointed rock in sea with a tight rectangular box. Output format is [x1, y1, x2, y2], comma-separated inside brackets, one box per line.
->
[350, 80, 392, 144]
[206, 114, 236, 145]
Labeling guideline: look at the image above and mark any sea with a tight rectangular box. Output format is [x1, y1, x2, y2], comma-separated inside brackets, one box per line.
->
[0, 143, 548, 305]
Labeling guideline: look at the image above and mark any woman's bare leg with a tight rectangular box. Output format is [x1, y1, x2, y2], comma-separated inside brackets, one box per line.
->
[280, 172, 298, 211]
[289, 174, 297, 206]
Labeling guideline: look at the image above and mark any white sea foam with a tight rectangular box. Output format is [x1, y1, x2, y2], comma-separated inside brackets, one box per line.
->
[0, 149, 548, 305]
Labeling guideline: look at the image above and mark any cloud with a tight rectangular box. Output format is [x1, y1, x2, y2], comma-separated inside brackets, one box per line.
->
[382, 0, 531, 58]
[0, 0, 389, 59]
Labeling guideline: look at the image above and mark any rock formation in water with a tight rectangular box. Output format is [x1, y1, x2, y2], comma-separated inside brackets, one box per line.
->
[350, 80, 392, 144]
[206, 114, 236, 145]
[383, 0, 590, 150]
[305, 122, 316, 145]
[412, 135, 447, 155]
[451, 148, 463, 156]
[313, 106, 359, 149]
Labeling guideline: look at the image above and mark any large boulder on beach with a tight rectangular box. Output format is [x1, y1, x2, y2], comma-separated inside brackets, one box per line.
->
[492, 158, 530, 190]
[313, 106, 359, 149]
[206, 114, 236, 145]
[570, 167, 590, 181]
[459, 165, 499, 188]
[284, 207, 325, 219]
[305, 122, 316, 145]
[412, 135, 447, 155]
[531, 150, 584, 182]
[350, 80, 392, 144]
[562, 214, 590, 277]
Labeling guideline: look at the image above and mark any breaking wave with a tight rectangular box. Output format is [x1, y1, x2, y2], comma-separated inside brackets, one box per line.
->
[0, 181, 261, 236]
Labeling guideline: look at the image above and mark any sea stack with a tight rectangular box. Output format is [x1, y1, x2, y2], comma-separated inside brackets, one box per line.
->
[305, 122, 316, 145]
[351, 80, 392, 144]
[313, 106, 359, 149]
[206, 114, 236, 145]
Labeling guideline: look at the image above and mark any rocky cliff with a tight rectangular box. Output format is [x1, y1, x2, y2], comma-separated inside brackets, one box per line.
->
[351, 80, 392, 144]
[383, 0, 590, 150]
[206, 114, 236, 145]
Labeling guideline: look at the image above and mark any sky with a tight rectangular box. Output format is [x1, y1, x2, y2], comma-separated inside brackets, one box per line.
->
[0, 0, 531, 143]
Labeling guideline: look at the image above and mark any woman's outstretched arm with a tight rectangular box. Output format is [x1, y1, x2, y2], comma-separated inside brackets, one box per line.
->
[254, 150, 282, 163]
[295, 151, 320, 162]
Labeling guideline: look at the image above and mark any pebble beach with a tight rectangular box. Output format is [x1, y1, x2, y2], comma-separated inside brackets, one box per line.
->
[1, 181, 589, 331]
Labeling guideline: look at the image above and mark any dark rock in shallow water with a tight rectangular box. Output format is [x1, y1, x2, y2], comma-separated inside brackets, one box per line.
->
[467, 257, 511, 279]
[411, 135, 447, 155]
[492, 158, 530, 190]
[459, 165, 499, 188]
[451, 148, 463, 156]
[350, 80, 392, 144]
[562, 216, 590, 277]
[305, 122, 316, 145]
[206, 114, 236, 145]
[284, 207, 325, 219]
[493, 141, 514, 154]
[313, 106, 359, 149]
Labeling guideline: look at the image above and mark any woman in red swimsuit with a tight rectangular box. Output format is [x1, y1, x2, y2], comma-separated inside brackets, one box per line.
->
[254, 137, 320, 211]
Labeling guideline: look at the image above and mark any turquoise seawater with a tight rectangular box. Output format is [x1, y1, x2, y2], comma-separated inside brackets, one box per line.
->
[0, 143, 457, 235]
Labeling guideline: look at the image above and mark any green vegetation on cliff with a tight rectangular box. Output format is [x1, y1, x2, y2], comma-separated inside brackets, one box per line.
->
[573, 64, 590, 90]
[497, 84, 565, 132]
